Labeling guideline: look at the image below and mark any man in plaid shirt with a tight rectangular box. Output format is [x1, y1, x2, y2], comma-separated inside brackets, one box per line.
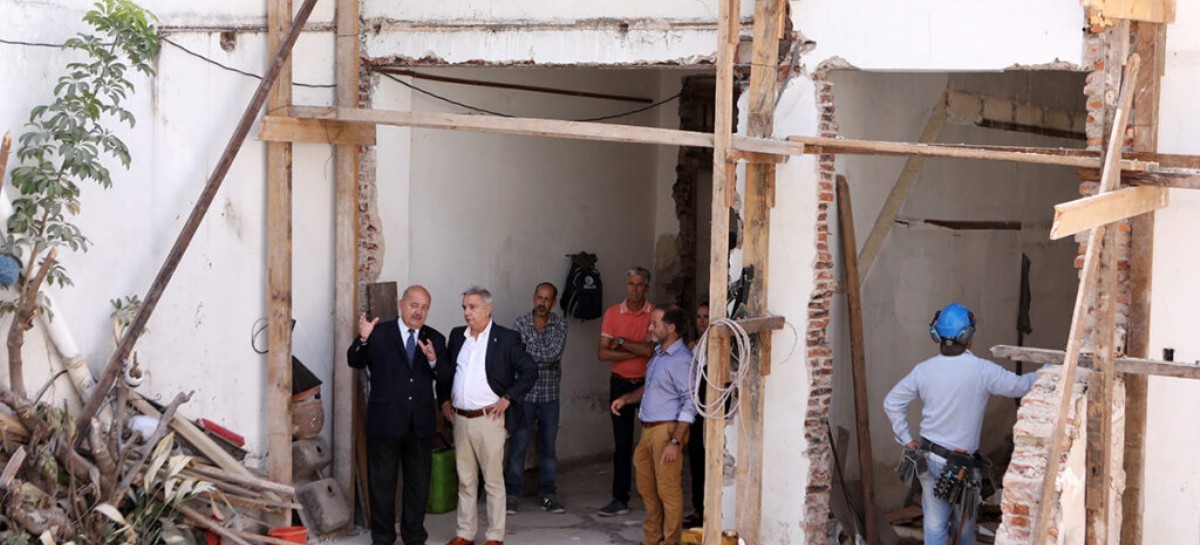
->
[505, 282, 570, 515]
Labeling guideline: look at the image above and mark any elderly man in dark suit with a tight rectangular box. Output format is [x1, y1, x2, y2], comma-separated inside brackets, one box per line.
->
[348, 285, 450, 545]
[440, 286, 536, 545]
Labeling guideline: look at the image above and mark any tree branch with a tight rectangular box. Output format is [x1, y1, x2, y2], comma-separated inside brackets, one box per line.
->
[6, 247, 58, 398]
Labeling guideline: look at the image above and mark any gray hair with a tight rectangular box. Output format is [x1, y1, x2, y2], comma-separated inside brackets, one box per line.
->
[462, 286, 493, 305]
[626, 267, 651, 282]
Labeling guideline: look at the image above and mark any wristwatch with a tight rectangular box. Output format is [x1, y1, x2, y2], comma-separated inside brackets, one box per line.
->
[669, 437, 681, 446]
[617, 338, 625, 347]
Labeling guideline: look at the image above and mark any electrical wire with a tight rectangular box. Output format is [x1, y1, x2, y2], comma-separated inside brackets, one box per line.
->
[689, 313, 799, 420]
[161, 37, 336, 89]
[380, 70, 683, 122]
[0, 38, 68, 48]
[690, 317, 751, 420]
[5, 34, 681, 119]
[379, 71, 513, 117]
[1, 35, 337, 88]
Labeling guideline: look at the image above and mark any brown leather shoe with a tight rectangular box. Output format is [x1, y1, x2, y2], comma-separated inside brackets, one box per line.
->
[483, 541, 503, 545]
[446, 538, 474, 545]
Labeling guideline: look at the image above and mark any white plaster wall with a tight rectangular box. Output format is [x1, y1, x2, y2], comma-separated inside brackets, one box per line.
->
[1145, 0, 1200, 537]
[2, 0, 336, 30]
[793, 0, 1085, 71]
[825, 70, 1083, 511]
[360, 0, 1083, 69]
[360, 0, 751, 65]
[1, 0, 340, 460]
[372, 67, 677, 463]
[758, 77, 821, 544]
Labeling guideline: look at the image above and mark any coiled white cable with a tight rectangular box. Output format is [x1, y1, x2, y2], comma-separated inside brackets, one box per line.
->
[690, 317, 752, 420]
[689, 315, 800, 421]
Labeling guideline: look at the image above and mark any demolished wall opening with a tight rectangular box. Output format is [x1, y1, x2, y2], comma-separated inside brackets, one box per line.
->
[363, 64, 715, 474]
[820, 69, 1088, 542]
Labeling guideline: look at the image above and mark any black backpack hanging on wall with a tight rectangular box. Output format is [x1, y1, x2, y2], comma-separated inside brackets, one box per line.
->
[561, 252, 603, 321]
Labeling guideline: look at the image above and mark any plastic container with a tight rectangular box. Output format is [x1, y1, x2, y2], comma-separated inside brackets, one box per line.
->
[427, 447, 458, 514]
[267, 526, 308, 544]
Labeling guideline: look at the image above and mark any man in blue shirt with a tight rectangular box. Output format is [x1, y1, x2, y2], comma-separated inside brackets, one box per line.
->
[611, 307, 695, 545]
[883, 303, 1041, 545]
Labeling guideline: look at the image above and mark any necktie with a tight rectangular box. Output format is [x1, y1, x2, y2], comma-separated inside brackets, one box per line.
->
[405, 329, 417, 366]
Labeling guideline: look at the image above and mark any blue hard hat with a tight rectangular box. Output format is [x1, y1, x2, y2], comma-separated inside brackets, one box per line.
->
[929, 303, 976, 344]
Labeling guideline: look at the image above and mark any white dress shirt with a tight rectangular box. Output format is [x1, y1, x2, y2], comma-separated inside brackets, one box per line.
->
[452, 320, 500, 410]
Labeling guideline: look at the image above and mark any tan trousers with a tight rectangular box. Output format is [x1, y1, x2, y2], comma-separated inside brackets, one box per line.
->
[634, 424, 690, 545]
[453, 413, 508, 542]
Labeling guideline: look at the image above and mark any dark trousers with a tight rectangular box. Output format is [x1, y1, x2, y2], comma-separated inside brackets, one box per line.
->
[688, 418, 705, 514]
[505, 399, 561, 497]
[688, 378, 707, 514]
[367, 434, 433, 545]
[610, 375, 643, 504]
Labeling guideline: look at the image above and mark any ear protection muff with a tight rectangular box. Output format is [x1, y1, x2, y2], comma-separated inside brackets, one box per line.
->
[929, 311, 944, 344]
[956, 312, 976, 344]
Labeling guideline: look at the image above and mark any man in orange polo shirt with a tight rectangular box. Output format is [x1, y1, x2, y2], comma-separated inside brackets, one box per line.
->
[596, 266, 657, 516]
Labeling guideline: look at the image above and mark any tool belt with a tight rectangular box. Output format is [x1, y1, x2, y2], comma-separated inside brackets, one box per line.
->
[920, 438, 979, 465]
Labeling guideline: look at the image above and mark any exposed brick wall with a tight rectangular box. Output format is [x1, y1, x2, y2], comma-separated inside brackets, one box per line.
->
[1077, 25, 1133, 355]
[996, 368, 1088, 545]
[356, 72, 386, 312]
[997, 23, 1132, 545]
[802, 75, 838, 545]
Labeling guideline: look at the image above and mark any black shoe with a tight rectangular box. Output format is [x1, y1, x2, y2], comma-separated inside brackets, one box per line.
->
[506, 496, 519, 515]
[540, 494, 567, 514]
[597, 499, 629, 517]
[682, 512, 704, 528]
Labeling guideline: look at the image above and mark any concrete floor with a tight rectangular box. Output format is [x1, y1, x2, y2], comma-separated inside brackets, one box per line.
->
[328, 460, 696, 545]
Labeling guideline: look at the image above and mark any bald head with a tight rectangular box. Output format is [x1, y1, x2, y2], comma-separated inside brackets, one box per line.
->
[399, 284, 431, 329]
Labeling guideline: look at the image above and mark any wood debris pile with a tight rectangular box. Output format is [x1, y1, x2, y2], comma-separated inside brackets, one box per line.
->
[0, 381, 299, 545]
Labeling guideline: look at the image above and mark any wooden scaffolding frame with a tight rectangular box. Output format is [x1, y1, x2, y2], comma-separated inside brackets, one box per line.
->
[94, 0, 1186, 542]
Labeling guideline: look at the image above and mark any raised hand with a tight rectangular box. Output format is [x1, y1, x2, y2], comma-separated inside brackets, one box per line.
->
[358, 313, 380, 341]
[419, 338, 437, 362]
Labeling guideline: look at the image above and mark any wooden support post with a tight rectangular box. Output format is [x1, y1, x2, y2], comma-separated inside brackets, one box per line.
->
[836, 175, 877, 545]
[333, 0, 362, 517]
[1085, 219, 1119, 545]
[1034, 53, 1140, 545]
[1123, 20, 1166, 545]
[734, 1, 786, 542]
[265, 0, 295, 529]
[702, 1, 738, 544]
[856, 94, 946, 285]
[258, 116, 376, 145]
[72, 0, 321, 440]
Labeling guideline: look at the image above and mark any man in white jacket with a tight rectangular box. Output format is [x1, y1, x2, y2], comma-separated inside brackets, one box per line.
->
[883, 303, 1040, 545]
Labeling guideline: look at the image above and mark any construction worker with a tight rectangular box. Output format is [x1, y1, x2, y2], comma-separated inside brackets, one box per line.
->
[883, 303, 1041, 545]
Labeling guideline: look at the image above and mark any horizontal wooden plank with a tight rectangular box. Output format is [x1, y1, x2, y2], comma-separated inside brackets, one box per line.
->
[1050, 185, 1168, 240]
[291, 106, 713, 148]
[1077, 167, 1200, 189]
[784, 135, 1160, 172]
[259, 116, 376, 145]
[710, 315, 786, 337]
[991, 345, 1200, 380]
[727, 149, 788, 164]
[1084, 0, 1175, 23]
[284, 107, 1200, 182]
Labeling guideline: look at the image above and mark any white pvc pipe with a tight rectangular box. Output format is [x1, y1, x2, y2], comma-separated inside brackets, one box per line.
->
[0, 189, 97, 402]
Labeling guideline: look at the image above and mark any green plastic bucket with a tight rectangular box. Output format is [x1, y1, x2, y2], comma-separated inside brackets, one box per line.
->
[427, 447, 458, 514]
